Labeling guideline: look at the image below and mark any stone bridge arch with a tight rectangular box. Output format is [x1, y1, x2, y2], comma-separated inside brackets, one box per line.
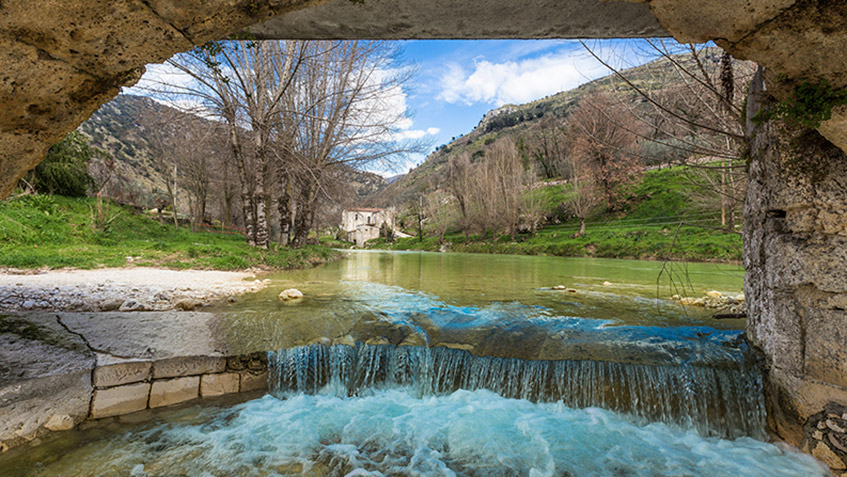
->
[3, 0, 847, 470]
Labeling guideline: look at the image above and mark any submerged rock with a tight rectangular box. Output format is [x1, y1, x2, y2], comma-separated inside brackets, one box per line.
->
[279, 289, 304, 301]
[119, 299, 149, 312]
[672, 292, 746, 314]
[99, 298, 124, 311]
[174, 299, 202, 311]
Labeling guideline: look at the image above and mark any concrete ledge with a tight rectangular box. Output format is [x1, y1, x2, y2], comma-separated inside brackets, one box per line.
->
[0, 312, 274, 452]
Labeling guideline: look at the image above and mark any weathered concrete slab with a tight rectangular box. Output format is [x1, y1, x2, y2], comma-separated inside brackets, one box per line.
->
[0, 311, 277, 451]
[0, 314, 94, 449]
[58, 312, 232, 360]
[90, 382, 150, 419]
[149, 376, 199, 408]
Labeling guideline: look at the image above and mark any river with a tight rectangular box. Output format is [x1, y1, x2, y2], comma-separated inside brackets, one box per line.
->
[0, 251, 828, 476]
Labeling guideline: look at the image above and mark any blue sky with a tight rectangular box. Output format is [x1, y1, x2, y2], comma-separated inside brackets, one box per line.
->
[130, 39, 657, 176]
[383, 39, 649, 175]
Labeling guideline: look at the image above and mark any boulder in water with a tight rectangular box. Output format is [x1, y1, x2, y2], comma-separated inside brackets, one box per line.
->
[174, 299, 202, 311]
[279, 288, 304, 301]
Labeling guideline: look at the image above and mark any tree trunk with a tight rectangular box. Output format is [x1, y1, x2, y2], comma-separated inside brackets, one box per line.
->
[277, 171, 292, 246]
[228, 122, 255, 247]
[571, 217, 586, 238]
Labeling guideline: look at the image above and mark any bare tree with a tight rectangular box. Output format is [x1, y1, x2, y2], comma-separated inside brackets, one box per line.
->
[445, 153, 474, 240]
[567, 92, 641, 211]
[527, 116, 571, 179]
[565, 136, 601, 237]
[278, 40, 420, 247]
[423, 190, 456, 243]
[580, 40, 753, 230]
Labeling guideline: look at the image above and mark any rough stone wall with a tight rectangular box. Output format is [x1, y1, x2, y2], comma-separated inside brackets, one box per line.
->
[0, 0, 325, 198]
[745, 70, 847, 473]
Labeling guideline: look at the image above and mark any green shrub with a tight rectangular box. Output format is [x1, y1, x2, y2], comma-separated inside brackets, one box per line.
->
[24, 132, 101, 197]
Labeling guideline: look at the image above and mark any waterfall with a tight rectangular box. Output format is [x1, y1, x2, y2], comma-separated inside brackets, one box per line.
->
[268, 343, 766, 440]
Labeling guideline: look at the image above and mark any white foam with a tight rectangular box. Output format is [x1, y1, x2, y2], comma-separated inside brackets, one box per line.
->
[51, 388, 828, 476]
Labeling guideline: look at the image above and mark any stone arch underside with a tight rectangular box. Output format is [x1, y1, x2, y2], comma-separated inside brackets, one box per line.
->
[3, 0, 847, 470]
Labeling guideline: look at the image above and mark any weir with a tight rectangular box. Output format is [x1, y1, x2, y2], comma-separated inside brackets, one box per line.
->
[268, 343, 766, 439]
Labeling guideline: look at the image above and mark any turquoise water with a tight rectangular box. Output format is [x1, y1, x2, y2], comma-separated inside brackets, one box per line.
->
[0, 252, 828, 475]
[4, 389, 826, 476]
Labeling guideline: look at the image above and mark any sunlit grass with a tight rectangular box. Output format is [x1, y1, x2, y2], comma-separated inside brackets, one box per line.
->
[0, 195, 338, 270]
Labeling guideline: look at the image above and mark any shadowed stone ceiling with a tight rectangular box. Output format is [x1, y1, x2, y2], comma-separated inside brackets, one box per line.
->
[247, 0, 667, 39]
[1, 0, 846, 198]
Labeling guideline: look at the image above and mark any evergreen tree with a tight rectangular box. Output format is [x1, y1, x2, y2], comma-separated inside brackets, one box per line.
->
[25, 131, 98, 197]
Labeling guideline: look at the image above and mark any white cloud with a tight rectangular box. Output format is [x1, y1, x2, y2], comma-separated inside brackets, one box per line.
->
[426, 127, 440, 135]
[436, 48, 610, 107]
[124, 62, 196, 96]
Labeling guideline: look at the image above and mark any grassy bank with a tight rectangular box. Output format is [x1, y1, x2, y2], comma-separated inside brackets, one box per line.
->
[0, 195, 339, 270]
[369, 167, 743, 263]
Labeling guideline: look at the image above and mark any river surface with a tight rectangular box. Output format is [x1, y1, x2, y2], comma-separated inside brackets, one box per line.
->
[0, 251, 829, 476]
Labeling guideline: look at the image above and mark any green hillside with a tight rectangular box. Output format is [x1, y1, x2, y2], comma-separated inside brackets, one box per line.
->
[370, 166, 742, 262]
[373, 48, 742, 206]
[0, 194, 337, 270]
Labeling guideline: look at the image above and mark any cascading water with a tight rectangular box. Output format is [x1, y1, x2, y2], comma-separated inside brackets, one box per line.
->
[268, 342, 766, 440]
[0, 254, 830, 476]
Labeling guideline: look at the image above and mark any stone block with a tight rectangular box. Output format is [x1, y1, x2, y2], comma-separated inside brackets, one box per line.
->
[149, 377, 199, 408]
[90, 383, 150, 419]
[44, 414, 75, 432]
[152, 356, 226, 379]
[240, 372, 269, 393]
[200, 373, 240, 397]
[813, 441, 847, 470]
[94, 356, 151, 388]
[805, 309, 847, 388]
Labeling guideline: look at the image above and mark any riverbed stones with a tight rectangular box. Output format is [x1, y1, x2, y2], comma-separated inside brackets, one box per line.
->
[44, 414, 75, 432]
[99, 298, 124, 312]
[149, 377, 199, 408]
[174, 299, 202, 311]
[0, 269, 267, 313]
[279, 288, 304, 301]
[91, 383, 150, 419]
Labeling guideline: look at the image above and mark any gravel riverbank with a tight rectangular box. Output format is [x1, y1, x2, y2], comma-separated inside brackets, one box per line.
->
[0, 268, 268, 312]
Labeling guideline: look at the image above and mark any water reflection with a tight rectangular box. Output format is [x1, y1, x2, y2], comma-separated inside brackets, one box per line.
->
[214, 251, 746, 366]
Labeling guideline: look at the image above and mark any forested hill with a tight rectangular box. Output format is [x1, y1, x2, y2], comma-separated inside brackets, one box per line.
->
[371, 48, 736, 207]
[78, 94, 388, 207]
[79, 95, 188, 205]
